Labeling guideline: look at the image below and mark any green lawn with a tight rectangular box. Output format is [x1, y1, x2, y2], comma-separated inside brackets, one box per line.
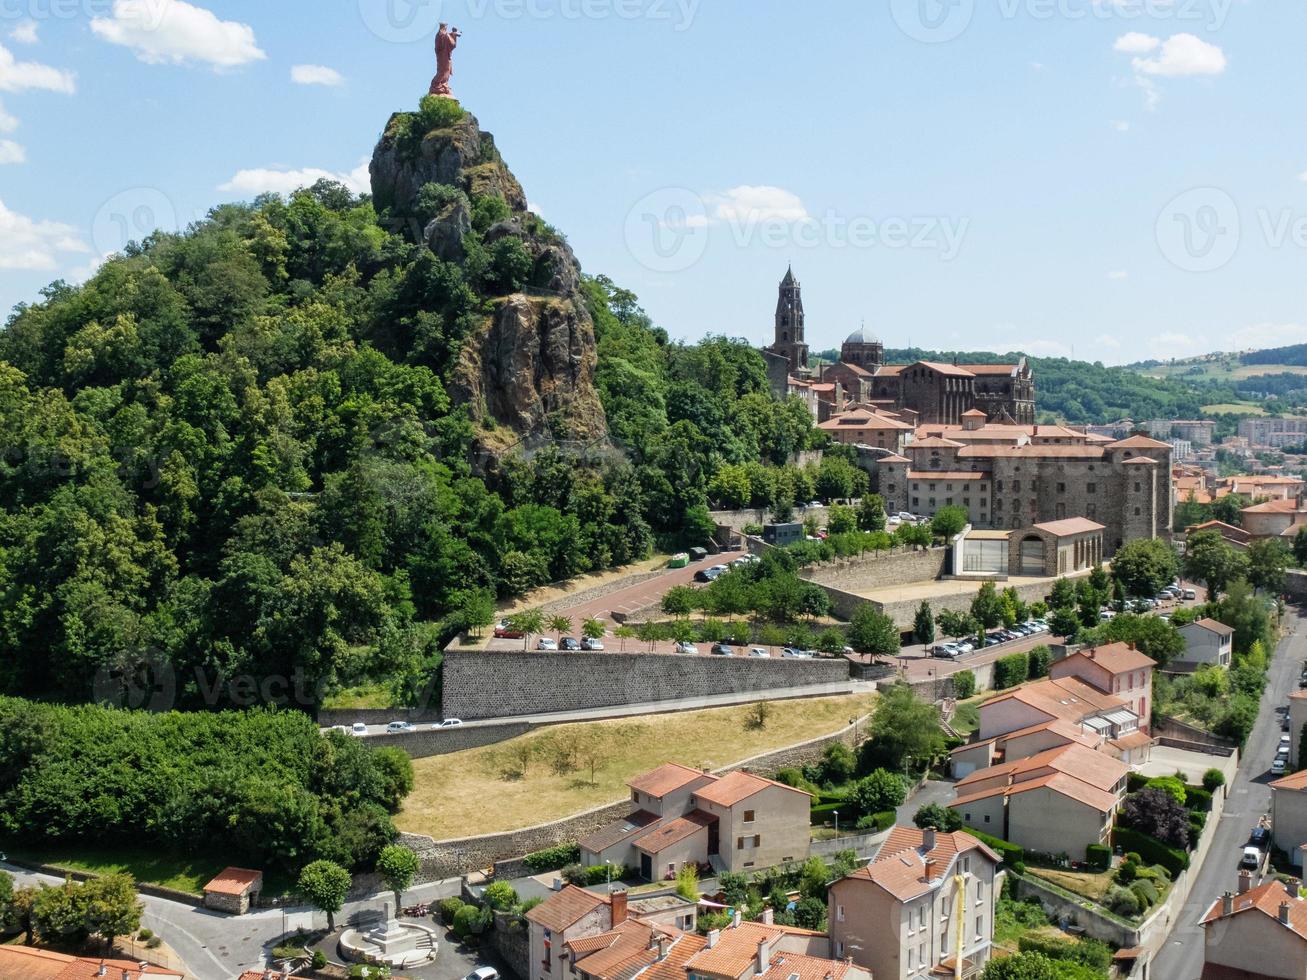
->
[1, 841, 295, 896]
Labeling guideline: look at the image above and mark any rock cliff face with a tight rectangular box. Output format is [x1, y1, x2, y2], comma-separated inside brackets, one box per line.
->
[370, 105, 606, 452]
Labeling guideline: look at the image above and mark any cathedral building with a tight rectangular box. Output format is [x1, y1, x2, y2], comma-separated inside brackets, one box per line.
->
[761, 268, 1036, 426]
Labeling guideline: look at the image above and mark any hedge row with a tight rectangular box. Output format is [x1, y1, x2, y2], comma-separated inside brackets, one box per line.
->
[994, 653, 1030, 690]
[1113, 827, 1189, 877]
[1085, 843, 1111, 870]
[523, 842, 581, 873]
[962, 828, 1024, 865]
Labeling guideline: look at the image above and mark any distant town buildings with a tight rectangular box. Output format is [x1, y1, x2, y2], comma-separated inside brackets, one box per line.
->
[1147, 419, 1216, 446]
[1239, 416, 1307, 448]
[761, 267, 1035, 426]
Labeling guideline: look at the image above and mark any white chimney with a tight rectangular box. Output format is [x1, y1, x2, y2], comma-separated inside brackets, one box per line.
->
[756, 938, 771, 975]
[1239, 870, 1253, 895]
[96, 965, 107, 979]
[733, 909, 743, 928]
[1281, 902, 1292, 926]
[1222, 892, 1234, 916]
[707, 929, 721, 949]
[922, 828, 937, 852]
[760, 907, 774, 925]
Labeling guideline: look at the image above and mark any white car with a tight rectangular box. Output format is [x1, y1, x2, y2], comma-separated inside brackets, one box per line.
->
[466, 969, 501, 980]
[350, 723, 368, 737]
[581, 637, 605, 651]
[1272, 757, 1289, 775]
[537, 637, 559, 651]
[748, 647, 770, 658]
[386, 721, 416, 733]
[437, 718, 464, 728]
[673, 641, 699, 655]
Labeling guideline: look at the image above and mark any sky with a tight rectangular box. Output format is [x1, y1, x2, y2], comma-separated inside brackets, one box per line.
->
[1, 0, 1305, 366]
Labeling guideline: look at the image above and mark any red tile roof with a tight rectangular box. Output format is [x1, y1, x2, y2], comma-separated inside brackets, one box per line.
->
[0, 948, 182, 980]
[1107, 435, 1172, 450]
[1031, 518, 1105, 537]
[1190, 618, 1234, 637]
[203, 867, 263, 896]
[638, 933, 708, 980]
[634, 811, 715, 854]
[685, 921, 786, 978]
[1201, 880, 1307, 941]
[525, 885, 610, 933]
[629, 763, 709, 798]
[1055, 642, 1156, 675]
[693, 770, 808, 808]
[580, 810, 661, 854]
[838, 827, 999, 902]
[1270, 770, 1307, 791]
[1243, 498, 1307, 514]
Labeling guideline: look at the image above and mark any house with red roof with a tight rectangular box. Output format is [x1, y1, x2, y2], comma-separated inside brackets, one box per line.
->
[579, 764, 810, 880]
[1201, 876, 1307, 978]
[0, 947, 182, 980]
[828, 826, 1002, 980]
[1049, 642, 1157, 734]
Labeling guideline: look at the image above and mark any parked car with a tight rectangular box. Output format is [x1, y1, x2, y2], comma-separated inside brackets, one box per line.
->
[932, 643, 960, 659]
[560, 637, 582, 651]
[694, 567, 724, 583]
[1183, 588, 1197, 600]
[1241, 845, 1263, 869]
[350, 723, 368, 737]
[493, 620, 524, 639]
[711, 643, 736, 656]
[673, 641, 699, 655]
[466, 968, 501, 980]
[1285, 715, 1293, 732]
[1281, 735, 1292, 750]
[1272, 757, 1289, 775]
[748, 647, 770, 658]
[386, 721, 416, 733]
[581, 637, 605, 651]
[782, 647, 812, 659]
[537, 637, 559, 651]
[436, 718, 463, 728]
[955, 641, 975, 655]
[1250, 826, 1271, 850]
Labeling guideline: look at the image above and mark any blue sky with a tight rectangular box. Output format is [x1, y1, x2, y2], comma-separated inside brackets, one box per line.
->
[1, 0, 1304, 365]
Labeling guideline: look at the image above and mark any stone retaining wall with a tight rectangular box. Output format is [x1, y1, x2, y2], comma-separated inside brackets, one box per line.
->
[366, 721, 536, 759]
[873, 578, 1057, 631]
[800, 547, 948, 594]
[442, 650, 850, 720]
[400, 714, 874, 880]
[710, 506, 830, 532]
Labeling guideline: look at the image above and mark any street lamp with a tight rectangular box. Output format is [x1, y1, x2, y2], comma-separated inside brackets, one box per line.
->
[606, 860, 613, 889]
[833, 810, 839, 838]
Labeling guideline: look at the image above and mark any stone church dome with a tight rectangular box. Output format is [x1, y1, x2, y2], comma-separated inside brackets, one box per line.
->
[844, 326, 879, 345]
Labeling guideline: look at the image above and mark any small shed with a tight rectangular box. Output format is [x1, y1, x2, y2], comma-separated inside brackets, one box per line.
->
[203, 867, 264, 915]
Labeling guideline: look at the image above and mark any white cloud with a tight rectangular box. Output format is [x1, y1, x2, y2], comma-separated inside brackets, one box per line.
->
[710, 185, 809, 224]
[1108, 269, 1129, 280]
[91, 0, 265, 69]
[1132, 33, 1226, 77]
[1227, 322, 1307, 351]
[0, 42, 75, 93]
[219, 159, 370, 196]
[1114, 32, 1160, 54]
[291, 64, 344, 87]
[1298, 171, 1307, 183]
[9, 21, 38, 45]
[0, 139, 25, 164]
[1031, 62, 1046, 72]
[527, 202, 545, 217]
[0, 98, 16, 133]
[1111, 119, 1130, 132]
[0, 199, 89, 270]
[1094, 334, 1122, 350]
[1015, 339, 1074, 358]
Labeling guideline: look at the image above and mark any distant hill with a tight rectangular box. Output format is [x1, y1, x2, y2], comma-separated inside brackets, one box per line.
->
[812, 347, 1234, 424]
[1125, 342, 1307, 411]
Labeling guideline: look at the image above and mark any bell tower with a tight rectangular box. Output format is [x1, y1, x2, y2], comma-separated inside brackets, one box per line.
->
[771, 265, 809, 373]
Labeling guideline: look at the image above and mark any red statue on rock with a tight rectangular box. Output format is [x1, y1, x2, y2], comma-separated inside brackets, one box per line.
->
[429, 24, 461, 97]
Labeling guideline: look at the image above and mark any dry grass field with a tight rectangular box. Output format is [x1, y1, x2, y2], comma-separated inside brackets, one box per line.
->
[397, 694, 871, 839]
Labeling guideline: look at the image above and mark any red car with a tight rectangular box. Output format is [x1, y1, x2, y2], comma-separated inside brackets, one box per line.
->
[494, 621, 524, 639]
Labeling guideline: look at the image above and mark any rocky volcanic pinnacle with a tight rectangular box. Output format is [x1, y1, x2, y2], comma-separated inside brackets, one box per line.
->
[370, 105, 607, 453]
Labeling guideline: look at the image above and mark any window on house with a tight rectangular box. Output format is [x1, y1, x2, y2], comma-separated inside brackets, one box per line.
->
[1057, 483, 1066, 493]
[743, 810, 755, 823]
[976, 915, 984, 940]
[631, 791, 639, 803]
[1135, 507, 1141, 516]
[1134, 482, 1141, 492]
[753, 835, 761, 847]
[1087, 483, 1096, 493]
[929, 484, 936, 492]
[837, 905, 845, 922]
[737, 837, 744, 850]
[983, 814, 990, 823]
[964, 498, 971, 506]
[1013, 481, 1021, 492]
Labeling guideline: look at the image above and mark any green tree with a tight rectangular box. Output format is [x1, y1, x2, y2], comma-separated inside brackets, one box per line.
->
[1111, 538, 1180, 598]
[827, 503, 858, 536]
[930, 506, 969, 540]
[1049, 577, 1077, 610]
[914, 601, 936, 646]
[661, 585, 697, 618]
[1294, 527, 1307, 567]
[858, 683, 945, 774]
[938, 610, 977, 639]
[1247, 538, 1290, 594]
[581, 618, 606, 642]
[913, 803, 963, 832]
[297, 860, 352, 930]
[377, 845, 420, 913]
[858, 495, 887, 532]
[1184, 530, 1248, 600]
[971, 581, 1005, 630]
[549, 614, 573, 638]
[675, 864, 700, 901]
[83, 874, 142, 950]
[483, 880, 518, 910]
[853, 769, 908, 813]
[848, 605, 900, 658]
[1211, 578, 1274, 657]
[510, 608, 546, 651]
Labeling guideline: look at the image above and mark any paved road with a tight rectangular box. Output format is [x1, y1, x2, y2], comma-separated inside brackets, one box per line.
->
[1150, 605, 1299, 980]
[0, 863, 463, 980]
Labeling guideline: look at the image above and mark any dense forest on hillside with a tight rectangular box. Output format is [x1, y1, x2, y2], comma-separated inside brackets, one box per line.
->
[0, 102, 841, 712]
[814, 347, 1235, 423]
[1242, 343, 1307, 366]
